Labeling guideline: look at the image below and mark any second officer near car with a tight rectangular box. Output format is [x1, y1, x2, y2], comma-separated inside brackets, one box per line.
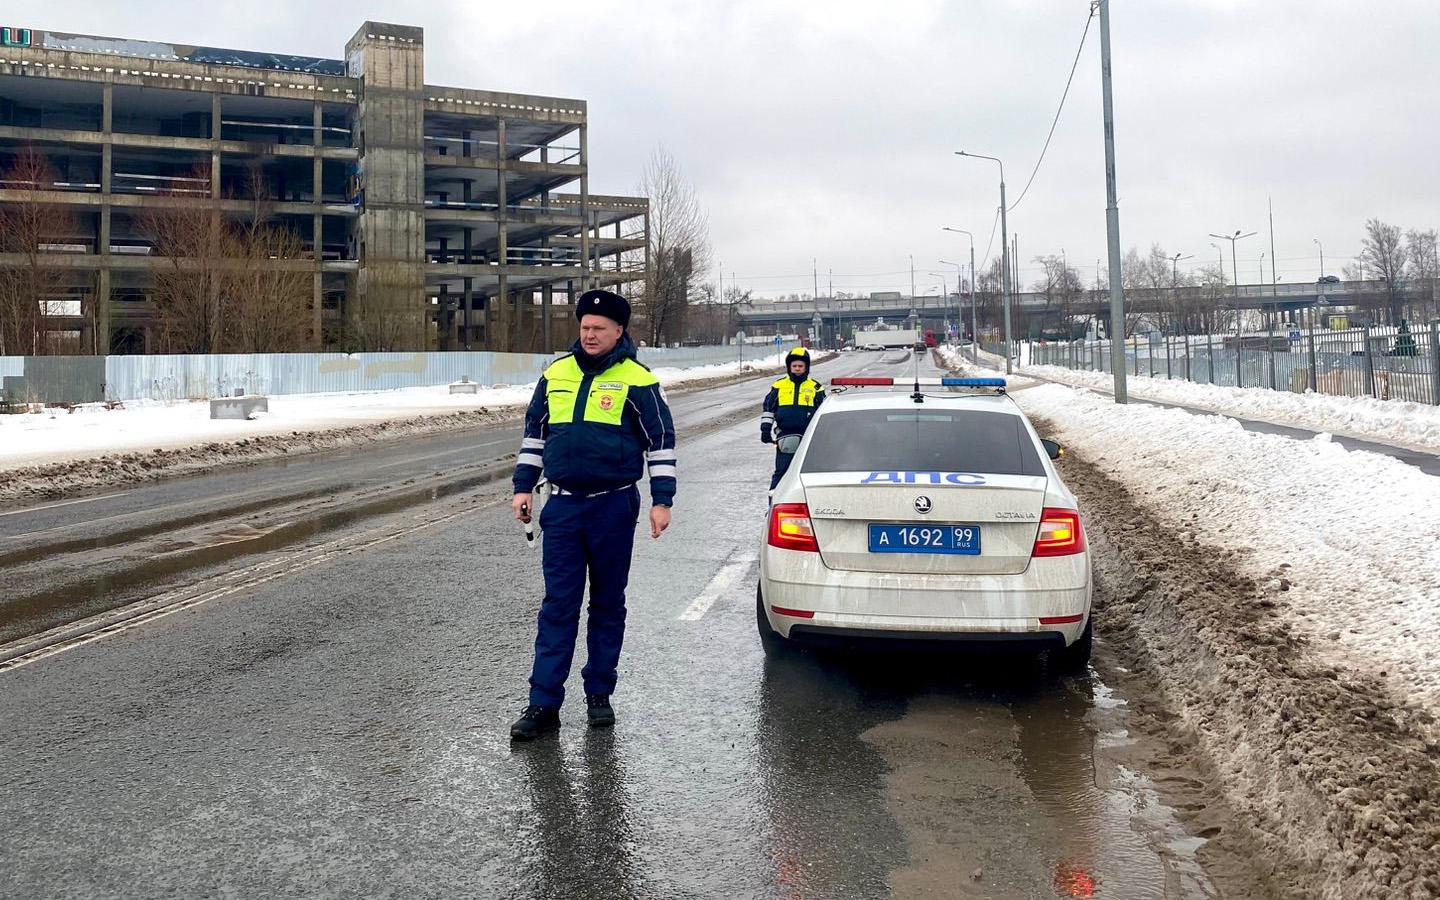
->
[760, 346, 825, 490]
[509, 288, 676, 741]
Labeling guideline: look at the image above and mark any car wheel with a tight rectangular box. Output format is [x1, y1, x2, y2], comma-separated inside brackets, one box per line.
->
[1050, 618, 1093, 673]
[756, 584, 788, 653]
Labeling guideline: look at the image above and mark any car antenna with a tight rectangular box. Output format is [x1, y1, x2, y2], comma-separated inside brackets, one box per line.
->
[911, 340, 924, 403]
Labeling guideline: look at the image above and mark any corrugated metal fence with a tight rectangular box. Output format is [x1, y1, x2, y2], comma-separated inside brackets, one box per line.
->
[0, 344, 779, 404]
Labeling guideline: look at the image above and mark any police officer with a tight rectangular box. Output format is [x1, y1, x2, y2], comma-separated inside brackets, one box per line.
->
[760, 346, 825, 490]
[509, 289, 677, 741]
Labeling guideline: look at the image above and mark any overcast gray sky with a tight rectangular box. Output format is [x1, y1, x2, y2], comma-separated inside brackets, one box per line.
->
[13, 0, 1439, 296]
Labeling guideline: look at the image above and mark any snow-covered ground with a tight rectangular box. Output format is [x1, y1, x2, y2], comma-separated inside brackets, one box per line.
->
[0, 353, 786, 472]
[1022, 362, 1440, 453]
[939, 344, 1440, 723]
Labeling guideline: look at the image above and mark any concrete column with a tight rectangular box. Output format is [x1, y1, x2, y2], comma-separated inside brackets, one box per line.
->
[210, 94, 222, 198]
[311, 101, 324, 348]
[496, 276, 509, 351]
[463, 276, 473, 349]
[496, 118, 509, 350]
[542, 283, 553, 352]
[98, 83, 114, 351]
[578, 123, 590, 291]
[345, 22, 428, 350]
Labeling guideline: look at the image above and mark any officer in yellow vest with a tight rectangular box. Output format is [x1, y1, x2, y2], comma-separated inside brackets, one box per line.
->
[760, 346, 825, 490]
[509, 289, 676, 741]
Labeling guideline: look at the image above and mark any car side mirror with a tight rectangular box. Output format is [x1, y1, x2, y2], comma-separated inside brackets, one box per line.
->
[1041, 439, 1064, 460]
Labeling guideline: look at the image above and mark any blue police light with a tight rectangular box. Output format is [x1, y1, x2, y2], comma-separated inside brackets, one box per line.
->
[940, 377, 1007, 387]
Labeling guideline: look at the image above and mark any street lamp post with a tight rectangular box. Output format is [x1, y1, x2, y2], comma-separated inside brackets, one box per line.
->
[956, 151, 1012, 373]
[942, 225, 979, 362]
[1170, 252, 1193, 332]
[1313, 238, 1325, 279]
[1210, 229, 1256, 350]
[1209, 229, 1256, 302]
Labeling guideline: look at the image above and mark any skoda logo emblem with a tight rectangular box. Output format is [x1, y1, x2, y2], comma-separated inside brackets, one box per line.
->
[914, 496, 933, 514]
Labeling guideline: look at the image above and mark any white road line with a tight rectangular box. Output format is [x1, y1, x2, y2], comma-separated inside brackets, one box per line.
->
[0, 491, 133, 520]
[678, 554, 757, 622]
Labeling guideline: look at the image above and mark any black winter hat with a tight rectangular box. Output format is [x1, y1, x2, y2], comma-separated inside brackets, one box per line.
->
[575, 289, 631, 327]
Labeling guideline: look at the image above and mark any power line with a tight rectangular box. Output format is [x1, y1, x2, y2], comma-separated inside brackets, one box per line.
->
[978, 205, 1002, 272]
[1007, 5, 1096, 213]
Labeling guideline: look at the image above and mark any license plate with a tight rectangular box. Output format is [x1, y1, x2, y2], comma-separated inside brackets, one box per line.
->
[868, 524, 981, 555]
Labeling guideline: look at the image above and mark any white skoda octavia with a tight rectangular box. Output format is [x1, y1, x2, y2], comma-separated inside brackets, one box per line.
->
[756, 377, 1093, 669]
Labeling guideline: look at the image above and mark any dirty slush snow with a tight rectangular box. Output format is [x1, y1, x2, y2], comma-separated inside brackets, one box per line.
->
[1058, 445, 1440, 898]
[0, 355, 793, 505]
[936, 350, 1439, 896]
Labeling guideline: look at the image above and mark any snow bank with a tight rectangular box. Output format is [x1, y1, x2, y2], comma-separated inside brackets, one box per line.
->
[1020, 380, 1440, 715]
[939, 346, 1440, 720]
[0, 353, 788, 473]
[1021, 363, 1440, 454]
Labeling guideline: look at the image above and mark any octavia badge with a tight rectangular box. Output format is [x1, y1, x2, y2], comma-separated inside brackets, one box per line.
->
[914, 496, 933, 514]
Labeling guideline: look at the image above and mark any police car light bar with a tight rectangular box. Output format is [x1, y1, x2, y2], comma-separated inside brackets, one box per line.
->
[831, 377, 1006, 388]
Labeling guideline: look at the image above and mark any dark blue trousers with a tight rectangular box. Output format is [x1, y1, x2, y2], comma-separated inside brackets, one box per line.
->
[528, 486, 641, 708]
[769, 449, 794, 490]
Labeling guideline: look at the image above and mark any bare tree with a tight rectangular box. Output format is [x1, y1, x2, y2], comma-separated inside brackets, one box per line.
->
[1405, 228, 1437, 321]
[1359, 218, 1408, 324]
[1032, 254, 1083, 338]
[228, 167, 314, 352]
[636, 146, 710, 347]
[0, 147, 76, 356]
[141, 196, 234, 353]
[142, 164, 315, 353]
[343, 265, 414, 351]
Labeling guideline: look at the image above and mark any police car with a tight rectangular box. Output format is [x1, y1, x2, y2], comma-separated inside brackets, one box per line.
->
[756, 376, 1093, 668]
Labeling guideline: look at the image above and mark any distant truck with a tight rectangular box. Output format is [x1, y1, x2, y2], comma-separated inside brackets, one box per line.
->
[853, 328, 921, 349]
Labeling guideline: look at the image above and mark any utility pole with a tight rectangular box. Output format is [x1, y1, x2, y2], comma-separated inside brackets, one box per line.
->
[1268, 195, 1278, 297]
[909, 255, 916, 299]
[1098, 0, 1127, 402]
[813, 258, 819, 302]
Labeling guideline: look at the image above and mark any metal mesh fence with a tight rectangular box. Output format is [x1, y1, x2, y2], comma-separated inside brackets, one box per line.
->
[1030, 321, 1440, 405]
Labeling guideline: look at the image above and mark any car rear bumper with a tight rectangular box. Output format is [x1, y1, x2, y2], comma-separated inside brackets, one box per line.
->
[760, 548, 1092, 643]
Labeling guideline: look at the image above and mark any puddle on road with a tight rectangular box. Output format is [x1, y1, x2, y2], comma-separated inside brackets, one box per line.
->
[0, 483, 352, 567]
[791, 648, 1262, 900]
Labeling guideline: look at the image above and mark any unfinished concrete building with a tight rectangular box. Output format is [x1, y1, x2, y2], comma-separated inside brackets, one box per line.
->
[0, 22, 647, 354]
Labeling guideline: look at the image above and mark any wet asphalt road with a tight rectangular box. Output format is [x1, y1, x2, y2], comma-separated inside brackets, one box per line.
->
[0, 351, 1242, 899]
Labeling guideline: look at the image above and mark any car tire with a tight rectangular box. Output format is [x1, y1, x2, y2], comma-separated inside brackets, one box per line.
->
[1051, 618, 1093, 673]
[756, 584, 788, 653]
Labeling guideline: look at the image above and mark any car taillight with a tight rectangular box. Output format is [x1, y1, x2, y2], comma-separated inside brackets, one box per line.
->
[1033, 508, 1085, 557]
[768, 503, 819, 552]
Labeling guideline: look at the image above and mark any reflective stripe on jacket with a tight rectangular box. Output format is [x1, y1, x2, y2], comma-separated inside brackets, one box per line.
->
[513, 337, 677, 506]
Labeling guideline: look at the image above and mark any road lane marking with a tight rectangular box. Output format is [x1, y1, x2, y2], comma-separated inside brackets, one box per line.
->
[0, 491, 134, 520]
[678, 553, 757, 621]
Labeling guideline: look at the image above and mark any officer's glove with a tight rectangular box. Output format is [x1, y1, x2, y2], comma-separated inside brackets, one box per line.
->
[760, 430, 773, 444]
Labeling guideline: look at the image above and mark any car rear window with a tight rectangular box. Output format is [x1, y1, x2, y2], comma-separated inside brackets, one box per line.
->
[800, 408, 1045, 476]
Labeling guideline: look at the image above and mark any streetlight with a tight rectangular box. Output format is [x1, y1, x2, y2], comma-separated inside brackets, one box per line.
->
[942, 225, 979, 359]
[1209, 229, 1256, 336]
[955, 151, 1012, 373]
[1170, 252, 1193, 332]
[1313, 238, 1325, 279]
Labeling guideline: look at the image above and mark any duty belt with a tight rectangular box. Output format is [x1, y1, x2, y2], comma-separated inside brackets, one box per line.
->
[550, 483, 634, 498]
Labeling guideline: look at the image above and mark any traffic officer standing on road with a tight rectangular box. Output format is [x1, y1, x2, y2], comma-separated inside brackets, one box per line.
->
[760, 346, 825, 490]
[509, 288, 677, 741]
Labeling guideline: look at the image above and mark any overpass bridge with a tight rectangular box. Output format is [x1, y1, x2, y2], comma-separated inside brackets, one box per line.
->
[736, 280, 1432, 340]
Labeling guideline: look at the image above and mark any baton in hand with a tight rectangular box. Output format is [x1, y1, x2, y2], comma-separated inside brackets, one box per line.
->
[519, 503, 536, 546]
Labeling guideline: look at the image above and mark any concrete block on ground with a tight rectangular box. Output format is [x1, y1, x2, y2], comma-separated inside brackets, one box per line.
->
[210, 395, 269, 420]
[449, 376, 481, 395]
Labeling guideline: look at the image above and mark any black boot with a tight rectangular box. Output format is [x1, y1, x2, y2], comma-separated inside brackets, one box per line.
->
[585, 694, 615, 728]
[510, 705, 561, 741]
